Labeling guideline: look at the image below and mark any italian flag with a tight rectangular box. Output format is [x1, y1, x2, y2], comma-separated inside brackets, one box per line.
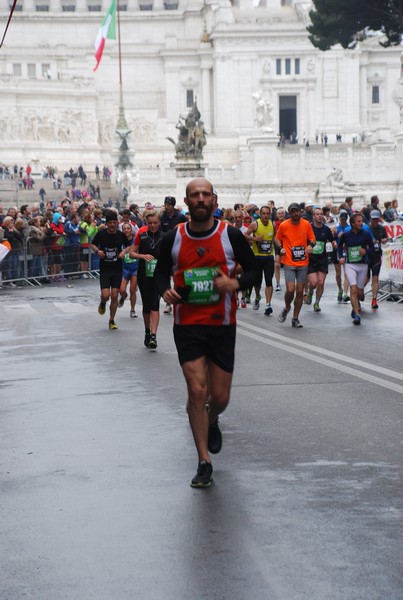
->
[93, 0, 117, 72]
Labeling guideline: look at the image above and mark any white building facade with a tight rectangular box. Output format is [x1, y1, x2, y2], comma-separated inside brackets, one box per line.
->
[0, 0, 402, 205]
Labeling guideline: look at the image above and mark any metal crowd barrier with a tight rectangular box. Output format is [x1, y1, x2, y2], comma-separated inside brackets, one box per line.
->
[0, 242, 99, 287]
[378, 241, 403, 303]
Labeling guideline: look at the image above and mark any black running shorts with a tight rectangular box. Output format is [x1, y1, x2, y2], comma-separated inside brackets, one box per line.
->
[100, 269, 122, 290]
[308, 259, 329, 275]
[173, 324, 236, 374]
[367, 258, 382, 277]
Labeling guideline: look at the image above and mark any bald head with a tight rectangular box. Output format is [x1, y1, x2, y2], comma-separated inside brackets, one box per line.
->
[185, 177, 213, 199]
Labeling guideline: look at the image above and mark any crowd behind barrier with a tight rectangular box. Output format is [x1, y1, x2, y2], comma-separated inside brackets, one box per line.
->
[0, 194, 144, 288]
[1, 187, 403, 301]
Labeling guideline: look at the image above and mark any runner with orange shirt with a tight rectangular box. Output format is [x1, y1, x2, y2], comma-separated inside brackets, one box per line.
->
[275, 202, 316, 328]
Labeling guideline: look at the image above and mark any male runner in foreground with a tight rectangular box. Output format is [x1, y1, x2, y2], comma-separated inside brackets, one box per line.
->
[154, 178, 258, 488]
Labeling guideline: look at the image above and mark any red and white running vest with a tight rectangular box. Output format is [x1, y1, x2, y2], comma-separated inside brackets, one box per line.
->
[172, 221, 238, 325]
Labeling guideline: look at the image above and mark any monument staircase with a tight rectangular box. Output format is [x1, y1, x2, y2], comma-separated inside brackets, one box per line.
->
[0, 171, 121, 211]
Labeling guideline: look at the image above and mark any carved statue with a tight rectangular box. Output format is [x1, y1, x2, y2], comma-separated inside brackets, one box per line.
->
[320, 168, 356, 190]
[116, 129, 133, 152]
[167, 101, 207, 159]
[252, 91, 273, 131]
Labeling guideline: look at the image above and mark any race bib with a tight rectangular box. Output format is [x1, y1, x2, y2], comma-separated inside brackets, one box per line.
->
[312, 241, 325, 255]
[291, 246, 306, 262]
[183, 267, 222, 304]
[124, 253, 137, 264]
[347, 246, 362, 263]
[105, 247, 118, 262]
[145, 258, 157, 277]
[259, 240, 272, 254]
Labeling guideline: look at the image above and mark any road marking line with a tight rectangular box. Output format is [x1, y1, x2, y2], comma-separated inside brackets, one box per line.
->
[237, 318, 403, 383]
[1, 303, 36, 312]
[54, 302, 93, 313]
[236, 326, 403, 395]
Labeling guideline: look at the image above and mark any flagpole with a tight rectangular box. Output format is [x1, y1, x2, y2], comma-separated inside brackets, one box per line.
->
[117, 0, 123, 87]
[116, 0, 128, 131]
[114, 0, 134, 186]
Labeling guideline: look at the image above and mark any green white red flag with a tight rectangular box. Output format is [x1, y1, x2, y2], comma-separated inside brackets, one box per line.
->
[93, 0, 117, 72]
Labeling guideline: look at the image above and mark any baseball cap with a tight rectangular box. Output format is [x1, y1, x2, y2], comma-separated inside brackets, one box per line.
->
[144, 202, 154, 209]
[370, 210, 381, 219]
[339, 210, 348, 218]
[288, 202, 301, 212]
[164, 196, 176, 206]
[305, 200, 314, 207]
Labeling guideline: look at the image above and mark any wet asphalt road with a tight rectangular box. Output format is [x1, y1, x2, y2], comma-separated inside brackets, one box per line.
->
[0, 273, 402, 600]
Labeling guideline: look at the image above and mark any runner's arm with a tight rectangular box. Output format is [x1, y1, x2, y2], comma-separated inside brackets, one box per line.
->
[243, 221, 258, 243]
[227, 226, 260, 290]
[154, 230, 176, 296]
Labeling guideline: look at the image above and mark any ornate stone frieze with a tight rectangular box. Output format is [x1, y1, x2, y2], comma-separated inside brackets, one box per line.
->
[130, 118, 157, 143]
[0, 108, 98, 144]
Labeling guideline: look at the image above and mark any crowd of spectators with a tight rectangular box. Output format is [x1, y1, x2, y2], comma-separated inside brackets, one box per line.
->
[0, 184, 401, 289]
[0, 190, 169, 286]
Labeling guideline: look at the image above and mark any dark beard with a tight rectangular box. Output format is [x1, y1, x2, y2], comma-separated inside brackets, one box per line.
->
[188, 204, 214, 223]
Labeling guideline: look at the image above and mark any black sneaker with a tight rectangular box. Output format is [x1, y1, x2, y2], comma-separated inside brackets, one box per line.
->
[144, 331, 151, 348]
[118, 295, 125, 308]
[208, 419, 222, 454]
[264, 304, 273, 316]
[148, 334, 157, 350]
[190, 461, 213, 488]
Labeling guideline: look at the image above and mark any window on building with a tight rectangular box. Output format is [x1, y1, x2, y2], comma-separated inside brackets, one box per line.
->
[276, 59, 281, 75]
[285, 58, 291, 75]
[36, 4, 49, 10]
[281, 0, 292, 5]
[295, 58, 300, 75]
[12, 3, 23, 11]
[139, 2, 153, 9]
[42, 64, 51, 78]
[62, 4, 76, 10]
[164, 1, 179, 8]
[13, 63, 22, 77]
[372, 85, 380, 104]
[118, 3, 127, 9]
[186, 90, 194, 108]
[28, 64, 37, 78]
[88, 4, 101, 10]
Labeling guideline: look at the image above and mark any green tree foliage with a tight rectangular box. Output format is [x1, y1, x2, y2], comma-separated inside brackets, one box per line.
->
[307, 0, 403, 50]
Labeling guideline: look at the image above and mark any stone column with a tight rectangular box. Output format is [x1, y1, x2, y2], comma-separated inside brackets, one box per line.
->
[200, 53, 213, 133]
[238, 0, 255, 9]
[307, 82, 316, 141]
[214, 54, 234, 134]
[165, 66, 180, 123]
[24, 0, 35, 11]
[76, 0, 86, 11]
[360, 59, 368, 131]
